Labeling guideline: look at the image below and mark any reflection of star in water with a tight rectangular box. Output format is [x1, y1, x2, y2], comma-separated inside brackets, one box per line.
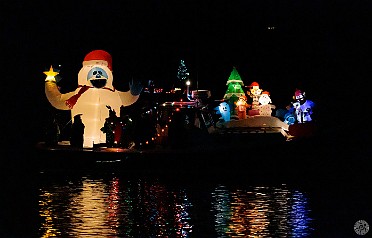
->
[43, 65, 59, 78]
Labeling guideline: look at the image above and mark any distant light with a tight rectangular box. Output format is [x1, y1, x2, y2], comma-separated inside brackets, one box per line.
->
[267, 26, 276, 30]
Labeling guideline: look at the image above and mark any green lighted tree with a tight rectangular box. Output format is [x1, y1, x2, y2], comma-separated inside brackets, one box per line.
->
[223, 67, 246, 99]
[174, 59, 190, 90]
[223, 67, 246, 119]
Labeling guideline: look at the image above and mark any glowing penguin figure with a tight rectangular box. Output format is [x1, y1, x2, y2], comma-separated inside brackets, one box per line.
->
[216, 102, 231, 122]
[44, 50, 142, 148]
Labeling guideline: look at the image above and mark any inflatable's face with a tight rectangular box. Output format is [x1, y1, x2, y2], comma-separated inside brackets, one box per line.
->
[236, 97, 247, 106]
[259, 94, 271, 105]
[219, 102, 230, 122]
[295, 92, 306, 104]
[78, 60, 114, 89]
[284, 114, 296, 125]
[219, 102, 230, 113]
[87, 67, 109, 88]
[250, 86, 262, 97]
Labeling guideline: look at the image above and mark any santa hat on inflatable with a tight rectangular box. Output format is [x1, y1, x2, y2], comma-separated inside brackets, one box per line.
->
[83, 50, 113, 71]
[294, 89, 303, 97]
[65, 50, 113, 109]
[249, 82, 260, 88]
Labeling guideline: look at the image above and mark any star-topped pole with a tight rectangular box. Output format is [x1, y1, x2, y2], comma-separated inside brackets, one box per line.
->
[43, 65, 59, 82]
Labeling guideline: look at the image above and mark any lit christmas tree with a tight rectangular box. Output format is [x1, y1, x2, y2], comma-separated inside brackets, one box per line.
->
[223, 67, 247, 119]
[174, 59, 190, 92]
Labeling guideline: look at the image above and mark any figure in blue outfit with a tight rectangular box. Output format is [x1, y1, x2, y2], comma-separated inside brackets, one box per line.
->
[281, 89, 315, 125]
[292, 89, 315, 123]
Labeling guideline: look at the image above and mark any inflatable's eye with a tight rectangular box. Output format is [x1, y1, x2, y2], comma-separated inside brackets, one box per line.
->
[87, 67, 108, 80]
[93, 70, 103, 76]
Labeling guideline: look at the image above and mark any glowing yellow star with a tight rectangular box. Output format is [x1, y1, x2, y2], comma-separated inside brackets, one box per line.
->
[43, 65, 59, 82]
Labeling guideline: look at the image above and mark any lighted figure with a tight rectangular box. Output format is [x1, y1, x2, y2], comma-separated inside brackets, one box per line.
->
[283, 104, 297, 125]
[44, 50, 143, 147]
[223, 67, 246, 120]
[215, 102, 231, 122]
[235, 96, 249, 119]
[292, 89, 315, 123]
[258, 91, 276, 116]
[247, 81, 263, 116]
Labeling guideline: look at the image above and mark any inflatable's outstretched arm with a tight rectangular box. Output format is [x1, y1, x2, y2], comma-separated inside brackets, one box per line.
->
[44, 66, 75, 110]
[45, 81, 75, 110]
[118, 78, 143, 106]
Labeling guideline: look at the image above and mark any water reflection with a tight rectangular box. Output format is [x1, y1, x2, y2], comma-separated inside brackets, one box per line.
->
[211, 185, 313, 237]
[38, 175, 312, 237]
[39, 175, 192, 237]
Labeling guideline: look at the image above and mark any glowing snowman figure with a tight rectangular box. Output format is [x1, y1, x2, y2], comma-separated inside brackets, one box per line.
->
[258, 91, 276, 116]
[44, 50, 142, 148]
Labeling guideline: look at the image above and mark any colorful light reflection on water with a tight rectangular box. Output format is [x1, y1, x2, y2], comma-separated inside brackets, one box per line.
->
[38, 175, 193, 237]
[38, 175, 312, 237]
[211, 185, 313, 237]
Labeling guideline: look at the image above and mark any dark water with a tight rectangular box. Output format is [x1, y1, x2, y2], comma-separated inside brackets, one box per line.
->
[36, 173, 311, 238]
[1, 138, 372, 238]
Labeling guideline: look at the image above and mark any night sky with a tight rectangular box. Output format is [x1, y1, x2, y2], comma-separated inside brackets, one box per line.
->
[2, 0, 372, 147]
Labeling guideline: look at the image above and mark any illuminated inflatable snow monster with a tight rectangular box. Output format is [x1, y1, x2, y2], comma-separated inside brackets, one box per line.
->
[44, 50, 142, 148]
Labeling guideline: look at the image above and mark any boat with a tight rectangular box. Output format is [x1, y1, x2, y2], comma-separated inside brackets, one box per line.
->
[35, 88, 316, 162]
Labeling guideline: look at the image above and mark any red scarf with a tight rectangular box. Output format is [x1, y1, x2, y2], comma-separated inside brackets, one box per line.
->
[65, 85, 115, 109]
